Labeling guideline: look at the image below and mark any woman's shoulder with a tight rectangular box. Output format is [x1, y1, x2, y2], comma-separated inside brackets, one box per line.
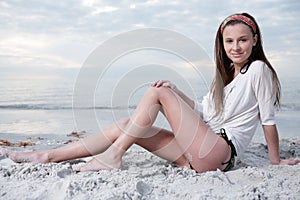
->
[248, 60, 271, 75]
[249, 60, 267, 70]
[247, 60, 273, 85]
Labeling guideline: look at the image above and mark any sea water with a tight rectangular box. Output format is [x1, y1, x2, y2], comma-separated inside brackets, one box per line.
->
[0, 73, 299, 143]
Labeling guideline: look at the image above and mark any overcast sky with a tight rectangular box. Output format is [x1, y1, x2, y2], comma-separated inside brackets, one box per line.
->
[0, 0, 299, 80]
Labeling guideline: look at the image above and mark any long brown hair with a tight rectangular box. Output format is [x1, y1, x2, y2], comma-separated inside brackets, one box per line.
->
[212, 13, 281, 115]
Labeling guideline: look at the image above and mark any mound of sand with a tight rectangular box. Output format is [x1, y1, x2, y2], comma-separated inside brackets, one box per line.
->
[0, 137, 299, 199]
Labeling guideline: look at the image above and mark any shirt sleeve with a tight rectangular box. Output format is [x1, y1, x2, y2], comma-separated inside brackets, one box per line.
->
[252, 61, 276, 125]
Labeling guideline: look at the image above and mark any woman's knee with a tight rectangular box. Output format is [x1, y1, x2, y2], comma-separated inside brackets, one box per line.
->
[145, 86, 174, 100]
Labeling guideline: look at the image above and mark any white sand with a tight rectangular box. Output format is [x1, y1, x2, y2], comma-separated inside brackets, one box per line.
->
[0, 136, 299, 200]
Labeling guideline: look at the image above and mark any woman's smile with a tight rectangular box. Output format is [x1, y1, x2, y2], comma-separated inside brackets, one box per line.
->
[231, 52, 243, 58]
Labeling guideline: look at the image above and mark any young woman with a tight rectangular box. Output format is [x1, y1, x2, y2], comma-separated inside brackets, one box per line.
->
[1, 13, 299, 172]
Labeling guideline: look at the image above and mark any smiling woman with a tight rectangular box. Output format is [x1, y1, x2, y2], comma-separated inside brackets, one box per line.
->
[0, 1, 300, 199]
[222, 24, 257, 71]
[1, 13, 299, 175]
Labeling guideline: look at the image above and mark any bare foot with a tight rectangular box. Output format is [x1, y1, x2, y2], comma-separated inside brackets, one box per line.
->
[0, 148, 49, 164]
[72, 157, 121, 172]
[72, 146, 123, 172]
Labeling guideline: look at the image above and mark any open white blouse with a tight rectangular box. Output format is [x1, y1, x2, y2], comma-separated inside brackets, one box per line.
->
[194, 60, 276, 158]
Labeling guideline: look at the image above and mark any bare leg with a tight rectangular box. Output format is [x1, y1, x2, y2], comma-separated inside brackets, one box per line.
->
[135, 127, 190, 168]
[0, 119, 188, 167]
[0, 142, 88, 164]
[0, 119, 127, 164]
[75, 87, 231, 172]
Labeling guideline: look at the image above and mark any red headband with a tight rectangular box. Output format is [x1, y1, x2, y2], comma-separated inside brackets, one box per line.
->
[220, 14, 257, 34]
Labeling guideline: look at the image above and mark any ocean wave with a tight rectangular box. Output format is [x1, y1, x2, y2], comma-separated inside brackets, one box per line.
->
[0, 104, 137, 110]
[0, 104, 70, 110]
[0, 102, 299, 111]
[280, 103, 300, 111]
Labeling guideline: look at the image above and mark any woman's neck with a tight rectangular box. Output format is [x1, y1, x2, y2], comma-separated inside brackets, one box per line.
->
[233, 60, 248, 78]
[233, 66, 241, 78]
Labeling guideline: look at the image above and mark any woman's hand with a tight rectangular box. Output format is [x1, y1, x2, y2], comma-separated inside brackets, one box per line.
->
[151, 80, 195, 109]
[151, 80, 177, 91]
[278, 158, 300, 165]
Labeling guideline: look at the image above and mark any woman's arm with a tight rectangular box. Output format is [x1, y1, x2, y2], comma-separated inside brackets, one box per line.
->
[151, 80, 195, 109]
[263, 125, 300, 165]
[263, 125, 280, 164]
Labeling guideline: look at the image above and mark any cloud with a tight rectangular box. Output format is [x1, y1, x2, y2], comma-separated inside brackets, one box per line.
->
[0, 0, 299, 79]
[91, 6, 118, 15]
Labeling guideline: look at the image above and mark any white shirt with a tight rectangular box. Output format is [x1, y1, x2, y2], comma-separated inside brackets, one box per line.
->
[194, 60, 276, 158]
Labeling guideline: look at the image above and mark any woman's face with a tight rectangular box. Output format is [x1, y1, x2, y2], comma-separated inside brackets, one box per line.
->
[222, 23, 257, 68]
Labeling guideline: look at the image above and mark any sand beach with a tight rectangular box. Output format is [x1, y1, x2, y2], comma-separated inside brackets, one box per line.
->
[0, 132, 299, 200]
